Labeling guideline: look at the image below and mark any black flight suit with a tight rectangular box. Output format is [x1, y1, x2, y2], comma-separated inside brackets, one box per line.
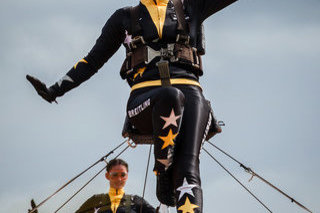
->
[47, 0, 238, 212]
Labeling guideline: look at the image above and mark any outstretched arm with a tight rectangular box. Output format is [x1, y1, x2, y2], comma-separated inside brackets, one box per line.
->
[188, 0, 238, 22]
[27, 8, 127, 103]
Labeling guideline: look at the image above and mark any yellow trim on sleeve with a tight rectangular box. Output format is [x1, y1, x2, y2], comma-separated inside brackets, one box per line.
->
[73, 58, 88, 69]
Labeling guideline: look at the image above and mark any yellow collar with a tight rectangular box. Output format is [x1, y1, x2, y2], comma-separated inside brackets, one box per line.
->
[108, 187, 125, 196]
[140, 0, 169, 39]
[141, 0, 169, 5]
[108, 187, 125, 213]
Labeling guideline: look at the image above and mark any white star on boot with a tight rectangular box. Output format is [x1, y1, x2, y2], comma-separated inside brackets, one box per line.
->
[177, 177, 198, 201]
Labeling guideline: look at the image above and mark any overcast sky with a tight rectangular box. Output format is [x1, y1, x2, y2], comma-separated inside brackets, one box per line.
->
[1, 0, 319, 212]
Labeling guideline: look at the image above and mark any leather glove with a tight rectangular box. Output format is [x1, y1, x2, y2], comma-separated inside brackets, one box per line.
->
[26, 75, 57, 103]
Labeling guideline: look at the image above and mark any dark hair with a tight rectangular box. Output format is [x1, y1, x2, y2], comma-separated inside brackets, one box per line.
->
[106, 158, 129, 173]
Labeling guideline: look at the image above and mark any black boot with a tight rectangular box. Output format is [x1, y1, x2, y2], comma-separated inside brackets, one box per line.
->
[156, 169, 176, 207]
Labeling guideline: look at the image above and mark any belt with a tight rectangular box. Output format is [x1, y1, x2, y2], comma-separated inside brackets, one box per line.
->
[131, 78, 201, 92]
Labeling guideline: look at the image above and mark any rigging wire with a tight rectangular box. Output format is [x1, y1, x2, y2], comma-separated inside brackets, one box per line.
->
[28, 137, 314, 213]
[202, 147, 273, 213]
[140, 144, 153, 213]
[114, 145, 130, 159]
[54, 165, 107, 213]
[28, 140, 127, 213]
[206, 141, 313, 213]
[54, 144, 130, 213]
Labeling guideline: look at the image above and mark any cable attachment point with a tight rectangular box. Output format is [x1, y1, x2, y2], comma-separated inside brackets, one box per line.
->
[126, 138, 137, 148]
[218, 121, 225, 126]
[240, 164, 251, 173]
[249, 173, 255, 182]
[240, 164, 255, 182]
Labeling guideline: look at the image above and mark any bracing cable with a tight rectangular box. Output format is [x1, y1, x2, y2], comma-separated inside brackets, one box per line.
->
[28, 140, 127, 213]
[206, 141, 313, 213]
[202, 147, 273, 213]
[54, 165, 107, 213]
[140, 144, 153, 213]
[54, 144, 130, 213]
[114, 145, 130, 159]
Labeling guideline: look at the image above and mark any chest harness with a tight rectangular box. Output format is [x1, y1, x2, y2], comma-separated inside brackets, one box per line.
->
[120, 0, 204, 88]
[120, 0, 221, 146]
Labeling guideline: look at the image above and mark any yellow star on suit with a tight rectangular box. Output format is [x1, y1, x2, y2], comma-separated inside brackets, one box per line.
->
[178, 197, 199, 213]
[158, 129, 178, 150]
[133, 67, 146, 80]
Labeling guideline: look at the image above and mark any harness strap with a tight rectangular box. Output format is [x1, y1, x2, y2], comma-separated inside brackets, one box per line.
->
[130, 6, 141, 36]
[120, 1, 204, 80]
[171, 0, 187, 34]
[156, 60, 171, 86]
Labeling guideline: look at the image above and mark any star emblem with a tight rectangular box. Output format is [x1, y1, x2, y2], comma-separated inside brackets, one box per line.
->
[160, 109, 181, 129]
[94, 207, 100, 213]
[73, 58, 88, 69]
[177, 178, 197, 201]
[157, 148, 173, 170]
[124, 31, 132, 45]
[158, 129, 178, 150]
[57, 75, 74, 87]
[134, 67, 146, 80]
[157, 158, 172, 169]
[178, 197, 199, 213]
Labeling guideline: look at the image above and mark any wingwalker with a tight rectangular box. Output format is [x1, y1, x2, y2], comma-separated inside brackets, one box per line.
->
[27, 0, 237, 212]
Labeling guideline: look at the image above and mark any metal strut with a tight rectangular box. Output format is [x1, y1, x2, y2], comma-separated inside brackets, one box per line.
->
[140, 145, 153, 213]
[205, 141, 313, 213]
[28, 140, 128, 213]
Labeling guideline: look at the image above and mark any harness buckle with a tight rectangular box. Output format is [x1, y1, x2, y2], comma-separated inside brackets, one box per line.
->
[145, 44, 176, 64]
[130, 36, 146, 49]
[191, 47, 200, 69]
[176, 34, 190, 45]
[146, 47, 160, 64]
[160, 44, 175, 59]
